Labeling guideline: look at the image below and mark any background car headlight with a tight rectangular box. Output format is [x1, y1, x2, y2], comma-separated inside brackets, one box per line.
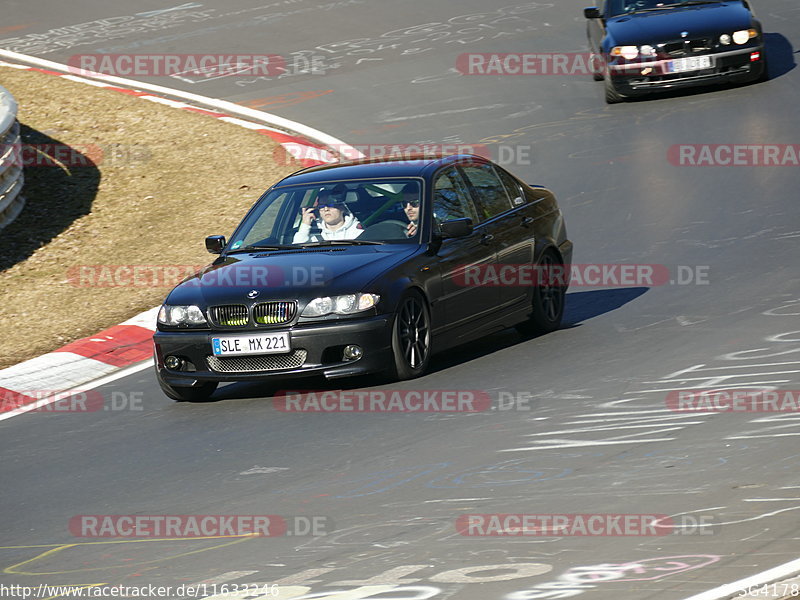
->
[611, 46, 639, 60]
[733, 29, 757, 44]
[158, 304, 207, 326]
[639, 45, 657, 57]
[301, 293, 380, 317]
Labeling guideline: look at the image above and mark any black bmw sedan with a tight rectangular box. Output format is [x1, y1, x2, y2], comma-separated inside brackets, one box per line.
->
[153, 154, 572, 401]
[584, 0, 767, 103]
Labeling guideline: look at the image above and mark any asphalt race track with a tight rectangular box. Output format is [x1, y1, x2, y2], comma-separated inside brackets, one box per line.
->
[1, 1, 800, 598]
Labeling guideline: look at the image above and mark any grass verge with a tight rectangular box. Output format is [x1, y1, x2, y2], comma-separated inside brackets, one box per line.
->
[0, 66, 299, 369]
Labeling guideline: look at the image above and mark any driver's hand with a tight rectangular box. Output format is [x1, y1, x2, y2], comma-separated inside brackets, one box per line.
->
[300, 207, 315, 225]
[406, 221, 417, 237]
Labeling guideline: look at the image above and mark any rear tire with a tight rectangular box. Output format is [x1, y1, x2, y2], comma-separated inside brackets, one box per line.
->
[157, 370, 218, 402]
[388, 290, 431, 381]
[516, 250, 566, 336]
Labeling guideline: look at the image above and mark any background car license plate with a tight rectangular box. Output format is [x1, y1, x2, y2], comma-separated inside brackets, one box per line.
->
[212, 333, 290, 356]
[668, 56, 712, 73]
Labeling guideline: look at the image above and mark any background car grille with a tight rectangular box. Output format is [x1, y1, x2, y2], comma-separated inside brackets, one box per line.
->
[206, 350, 307, 372]
[663, 38, 713, 57]
[209, 305, 249, 327]
[254, 301, 297, 325]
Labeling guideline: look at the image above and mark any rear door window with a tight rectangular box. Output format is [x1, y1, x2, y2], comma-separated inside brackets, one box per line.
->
[432, 167, 479, 223]
[459, 164, 514, 222]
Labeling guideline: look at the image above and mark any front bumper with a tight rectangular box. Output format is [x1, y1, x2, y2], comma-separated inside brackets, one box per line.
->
[154, 314, 393, 386]
[608, 45, 765, 96]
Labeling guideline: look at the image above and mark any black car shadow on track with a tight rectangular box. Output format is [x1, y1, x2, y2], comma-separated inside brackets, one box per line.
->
[616, 32, 794, 105]
[0, 125, 100, 271]
[206, 287, 649, 403]
[763, 32, 797, 79]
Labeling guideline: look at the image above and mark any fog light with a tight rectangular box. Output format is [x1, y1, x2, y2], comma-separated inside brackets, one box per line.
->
[343, 345, 363, 361]
[165, 355, 184, 370]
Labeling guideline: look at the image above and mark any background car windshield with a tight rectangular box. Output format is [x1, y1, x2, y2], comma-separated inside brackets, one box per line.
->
[608, 0, 681, 16]
[228, 178, 424, 249]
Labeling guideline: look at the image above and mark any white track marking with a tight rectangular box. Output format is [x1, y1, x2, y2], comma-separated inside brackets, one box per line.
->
[0, 49, 363, 159]
[682, 558, 800, 600]
[0, 361, 152, 421]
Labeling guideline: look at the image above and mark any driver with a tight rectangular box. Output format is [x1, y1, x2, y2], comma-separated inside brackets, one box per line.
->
[400, 183, 421, 237]
[293, 186, 363, 243]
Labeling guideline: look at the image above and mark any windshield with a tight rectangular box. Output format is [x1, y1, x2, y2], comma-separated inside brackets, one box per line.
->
[226, 178, 425, 252]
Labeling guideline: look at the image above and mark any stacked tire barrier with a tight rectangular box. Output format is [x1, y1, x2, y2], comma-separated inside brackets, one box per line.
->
[0, 84, 24, 231]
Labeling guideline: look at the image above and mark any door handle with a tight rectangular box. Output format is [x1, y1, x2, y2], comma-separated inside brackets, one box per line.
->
[480, 233, 494, 245]
[520, 216, 534, 227]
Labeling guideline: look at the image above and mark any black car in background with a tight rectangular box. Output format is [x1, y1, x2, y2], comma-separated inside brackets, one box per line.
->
[584, 0, 767, 103]
[153, 155, 572, 401]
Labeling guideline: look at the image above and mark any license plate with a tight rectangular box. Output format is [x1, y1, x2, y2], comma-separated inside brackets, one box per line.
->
[668, 56, 712, 73]
[212, 333, 290, 356]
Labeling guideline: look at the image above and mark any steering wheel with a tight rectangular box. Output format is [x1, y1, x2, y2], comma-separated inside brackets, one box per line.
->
[359, 220, 410, 240]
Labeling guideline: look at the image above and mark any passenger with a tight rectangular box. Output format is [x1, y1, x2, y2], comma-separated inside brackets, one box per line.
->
[293, 188, 363, 243]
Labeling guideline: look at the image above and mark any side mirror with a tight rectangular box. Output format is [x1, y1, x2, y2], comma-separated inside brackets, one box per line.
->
[584, 6, 601, 18]
[205, 235, 226, 254]
[440, 218, 473, 238]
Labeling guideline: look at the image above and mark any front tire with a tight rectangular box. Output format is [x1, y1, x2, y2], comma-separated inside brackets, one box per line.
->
[604, 69, 623, 104]
[591, 53, 604, 81]
[157, 370, 218, 402]
[389, 290, 431, 381]
[516, 250, 566, 336]
[756, 54, 769, 83]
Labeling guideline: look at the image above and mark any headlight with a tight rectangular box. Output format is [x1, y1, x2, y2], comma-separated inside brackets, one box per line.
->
[611, 46, 639, 60]
[158, 304, 207, 326]
[720, 34, 732, 45]
[732, 29, 757, 44]
[301, 293, 380, 317]
[640, 44, 657, 57]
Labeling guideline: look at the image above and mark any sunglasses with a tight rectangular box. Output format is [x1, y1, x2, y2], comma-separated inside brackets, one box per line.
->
[404, 200, 420, 208]
[316, 202, 342, 209]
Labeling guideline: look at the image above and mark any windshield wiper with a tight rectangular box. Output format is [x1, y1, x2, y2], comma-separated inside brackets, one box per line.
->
[679, 0, 719, 5]
[296, 239, 383, 247]
[626, 5, 681, 13]
[226, 244, 297, 253]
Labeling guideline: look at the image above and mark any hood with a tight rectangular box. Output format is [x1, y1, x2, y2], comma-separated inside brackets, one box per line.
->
[607, 2, 755, 46]
[165, 245, 417, 306]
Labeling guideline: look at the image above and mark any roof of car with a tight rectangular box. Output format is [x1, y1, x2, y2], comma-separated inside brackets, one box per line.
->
[272, 153, 491, 187]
